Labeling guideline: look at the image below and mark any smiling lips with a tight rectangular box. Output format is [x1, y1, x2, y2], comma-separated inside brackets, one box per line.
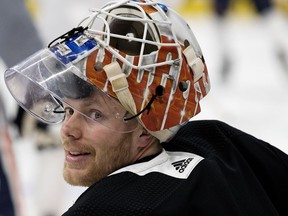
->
[69, 151, 90, 156]
[65, 150, 91, 163]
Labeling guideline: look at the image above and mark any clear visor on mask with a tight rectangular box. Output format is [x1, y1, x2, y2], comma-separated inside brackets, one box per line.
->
[4, 48, 138, 133]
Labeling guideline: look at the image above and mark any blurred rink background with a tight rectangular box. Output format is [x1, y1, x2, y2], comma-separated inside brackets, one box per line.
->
[0, 0, 288, 215]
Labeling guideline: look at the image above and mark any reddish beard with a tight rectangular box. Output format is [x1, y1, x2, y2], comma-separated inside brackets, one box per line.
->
[62, 135, 134, 187]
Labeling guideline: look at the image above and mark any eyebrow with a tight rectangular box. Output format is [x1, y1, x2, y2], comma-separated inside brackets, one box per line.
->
[76, 97, 105, 109]
[78, 94, 117, 108]
[63, 96, 100, 108]
[64, 91, 125, 113]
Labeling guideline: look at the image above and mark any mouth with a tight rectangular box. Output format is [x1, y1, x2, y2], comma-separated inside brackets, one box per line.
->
[65, 149, 91, 164]
[69, 151, 90, 156]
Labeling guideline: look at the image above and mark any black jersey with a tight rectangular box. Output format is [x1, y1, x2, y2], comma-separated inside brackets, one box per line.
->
[62, 120, 288, 216]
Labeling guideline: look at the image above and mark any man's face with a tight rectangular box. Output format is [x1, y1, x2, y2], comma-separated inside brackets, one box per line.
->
[60, 92, 140, 187]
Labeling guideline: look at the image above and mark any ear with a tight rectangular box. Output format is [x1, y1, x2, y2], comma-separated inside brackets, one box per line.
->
[137, 128, 154, 148]
[133, 127, 161, 161]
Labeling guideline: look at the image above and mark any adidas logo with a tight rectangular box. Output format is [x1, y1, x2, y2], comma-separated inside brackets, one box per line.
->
[172, 158, 193, 173]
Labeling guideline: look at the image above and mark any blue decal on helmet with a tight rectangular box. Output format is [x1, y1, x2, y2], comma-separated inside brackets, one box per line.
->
[50, 34, 97, 64]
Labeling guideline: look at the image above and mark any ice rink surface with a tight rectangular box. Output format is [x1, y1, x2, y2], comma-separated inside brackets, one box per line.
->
[1, 1, 288, 215]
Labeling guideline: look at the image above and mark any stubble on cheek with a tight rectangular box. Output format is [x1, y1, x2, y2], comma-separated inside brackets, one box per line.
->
[63, 135, 134, 187]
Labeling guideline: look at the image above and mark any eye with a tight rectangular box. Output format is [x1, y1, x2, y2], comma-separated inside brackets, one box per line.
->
[64, 107, 74, 116]
[89, 110, 102, 121]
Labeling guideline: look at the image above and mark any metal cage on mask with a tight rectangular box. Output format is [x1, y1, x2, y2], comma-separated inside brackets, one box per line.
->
[4, 0, 211, 135]
[78, 0, 211, 132]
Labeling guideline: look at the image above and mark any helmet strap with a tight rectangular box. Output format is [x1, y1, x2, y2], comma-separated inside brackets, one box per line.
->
[103, 61, 137, 116]
[183, 45, 204, 82]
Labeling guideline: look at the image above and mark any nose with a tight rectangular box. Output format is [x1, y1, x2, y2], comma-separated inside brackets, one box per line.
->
[61, 111, 83, 139]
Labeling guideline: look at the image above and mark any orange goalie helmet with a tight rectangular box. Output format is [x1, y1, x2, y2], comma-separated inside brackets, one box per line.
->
[4, 0, 210, 140]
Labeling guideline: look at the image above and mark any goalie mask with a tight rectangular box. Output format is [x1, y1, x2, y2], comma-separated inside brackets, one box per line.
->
[4, 0, 210, 139]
